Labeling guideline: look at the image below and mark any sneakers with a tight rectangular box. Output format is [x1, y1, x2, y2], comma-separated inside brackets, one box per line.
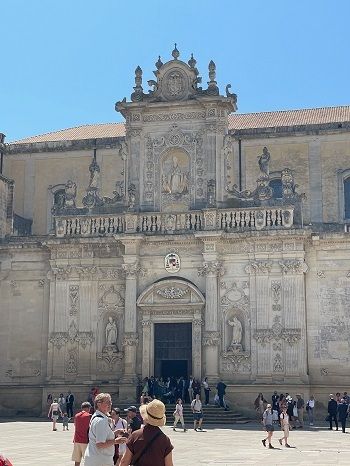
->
[278, 439, 282, 446]
[184, 428, 187, 432]
[268, 444, 275, 449]
[194, 428, 198, 431]
[286, 444, 291, 448]
[173, 427, 176, 431]
[262, 439, 266, 447]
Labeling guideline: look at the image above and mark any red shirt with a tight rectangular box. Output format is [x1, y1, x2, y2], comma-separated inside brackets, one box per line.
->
[73, 410, 91, 444]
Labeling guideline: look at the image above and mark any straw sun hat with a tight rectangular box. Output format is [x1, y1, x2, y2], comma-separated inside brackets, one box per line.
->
[139, 399, 166, 427]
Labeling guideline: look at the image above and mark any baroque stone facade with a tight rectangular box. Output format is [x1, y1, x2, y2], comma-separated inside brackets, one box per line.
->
[1, 47, 350, 414]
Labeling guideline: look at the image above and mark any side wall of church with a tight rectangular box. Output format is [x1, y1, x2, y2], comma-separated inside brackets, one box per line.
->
[4, 145, 124, 234]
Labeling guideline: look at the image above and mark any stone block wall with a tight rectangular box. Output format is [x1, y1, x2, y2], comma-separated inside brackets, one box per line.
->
[0, 174, 14, 238]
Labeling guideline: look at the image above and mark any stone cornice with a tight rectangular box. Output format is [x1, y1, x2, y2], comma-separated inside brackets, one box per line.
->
[5, 137, 124, 155]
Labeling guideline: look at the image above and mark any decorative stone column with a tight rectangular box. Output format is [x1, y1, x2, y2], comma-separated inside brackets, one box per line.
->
[119, 236, 144, 401]
[279, 259, 309, 383]
[197, 234, 224, 382]
[246, 260, 273, 381]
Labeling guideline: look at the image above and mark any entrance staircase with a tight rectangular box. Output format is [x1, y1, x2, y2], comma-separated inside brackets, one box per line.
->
[117, 403, 250, 426]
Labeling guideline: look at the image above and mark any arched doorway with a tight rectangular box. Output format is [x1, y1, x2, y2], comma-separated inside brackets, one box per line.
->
[137, 278, 205, 380]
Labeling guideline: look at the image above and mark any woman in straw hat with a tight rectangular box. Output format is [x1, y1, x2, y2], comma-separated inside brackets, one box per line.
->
[119, 399, 174, 466]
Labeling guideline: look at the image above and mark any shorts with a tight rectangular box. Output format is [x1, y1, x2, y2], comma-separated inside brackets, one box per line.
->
[193, 412, 203, 421]
[71, 443, 88, 462]
[282, 426, 289, 438]
[51, 415, 59, 421]
[265, 424, 274, 432]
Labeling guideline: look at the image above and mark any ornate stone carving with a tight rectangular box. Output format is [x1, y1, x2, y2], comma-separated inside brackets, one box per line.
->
[122, 332, 139, 346]
[98, 285, 125, 312]
[273, 353, 284, 372]
[63, 180, 77, 209]
[245, 260, 273, 275]
[97, 347, 123, 371]
[49, 332, 68, 349]
[66, 349, 78, 373]
[227, 316, 243, 351]
[143, 111, 206, 122]
[202, 331, 221, 346]
[122, 262, 145, 278]
[156, 287, 189, 299]
[77, 332, 95, 349]
[271, 281, 281, 303]
[198, 261, 224, 277]
[221, 351, 251, 372]
[69, 285, 79, 316]
[253, 316, 301, 347]
[317, 271, 326, 278]
[220, 281, 249, 310]
[279, 260, 308, 274]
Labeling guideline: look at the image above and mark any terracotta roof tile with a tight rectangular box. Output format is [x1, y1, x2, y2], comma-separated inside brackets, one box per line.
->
[10, 122, 126, 144]
[9, 105, 350, 144]
[228, 105, 350, 130]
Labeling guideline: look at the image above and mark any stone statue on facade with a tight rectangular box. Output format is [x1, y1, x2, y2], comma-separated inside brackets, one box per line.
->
[105, 316, 118, 350]
[162, 156, 188, 195]
[228, 316, 243, 351]
[63, 180, 77, 208]
[258, 147, 270, 177]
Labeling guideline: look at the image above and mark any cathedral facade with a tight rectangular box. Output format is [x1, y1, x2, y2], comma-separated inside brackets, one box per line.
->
[1, 47, 350, 415]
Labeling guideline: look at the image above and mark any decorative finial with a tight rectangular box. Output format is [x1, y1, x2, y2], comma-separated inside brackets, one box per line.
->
[188, 53, 196, 68]
[155, 55, 163, 69]
[172, 43, 180, 60]
[207, 60, 219, 96]
[131, 66, 144, 102]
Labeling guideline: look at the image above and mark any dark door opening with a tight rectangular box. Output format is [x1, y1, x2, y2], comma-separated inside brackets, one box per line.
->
[154, 323, 192, 378]
[161, 360, 188, 379]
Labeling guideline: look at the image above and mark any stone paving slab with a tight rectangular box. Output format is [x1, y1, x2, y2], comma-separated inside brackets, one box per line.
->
[0, 420, 349, 465]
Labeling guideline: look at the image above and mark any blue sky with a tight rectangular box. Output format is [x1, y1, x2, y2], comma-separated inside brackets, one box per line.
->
[2, 0, 350, 141]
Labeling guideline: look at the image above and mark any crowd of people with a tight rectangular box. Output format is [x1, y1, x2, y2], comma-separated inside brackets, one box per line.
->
[256, 390, 350, 449]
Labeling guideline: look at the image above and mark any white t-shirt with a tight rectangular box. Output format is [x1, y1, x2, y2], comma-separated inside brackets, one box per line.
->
[191, 399, 202, 412]
[308, 399, 315, 408]
[175, 403, 183, 416]
[84, 411, 115, 466]
[202, 380, 209, 390]
[114, 417, 127, 454]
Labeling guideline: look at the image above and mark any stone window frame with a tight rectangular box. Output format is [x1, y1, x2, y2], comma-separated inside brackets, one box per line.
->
[337, 169, 350, 222]
[47, 183, 66, 233]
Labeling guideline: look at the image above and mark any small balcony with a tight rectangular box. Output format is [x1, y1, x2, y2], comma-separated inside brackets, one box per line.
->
[54, 206, 295, 238]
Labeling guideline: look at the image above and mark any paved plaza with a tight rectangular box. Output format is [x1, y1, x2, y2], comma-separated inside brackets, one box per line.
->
[1, 419, 350, 465]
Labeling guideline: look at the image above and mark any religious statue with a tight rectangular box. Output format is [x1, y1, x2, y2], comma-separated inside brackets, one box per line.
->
[163, 156, 188, 195]
[63, 180, 77, 208]
[228, 316, 243, 350]
[258, 147, 270, 177]
[105, 316, 118, 348]
[89, 156, 100, 189]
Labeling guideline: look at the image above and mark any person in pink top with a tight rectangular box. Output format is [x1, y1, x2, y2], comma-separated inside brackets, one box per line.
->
[173, 398, 187, 432]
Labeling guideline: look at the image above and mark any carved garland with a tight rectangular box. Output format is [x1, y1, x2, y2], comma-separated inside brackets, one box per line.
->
[156, 287, 189, 299]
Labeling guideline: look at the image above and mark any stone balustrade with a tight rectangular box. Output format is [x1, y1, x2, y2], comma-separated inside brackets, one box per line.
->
[54, 206, 294, 238]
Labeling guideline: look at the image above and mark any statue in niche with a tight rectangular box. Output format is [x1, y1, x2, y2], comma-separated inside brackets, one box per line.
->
[228, 316, 243, 351]
[258, 147, 270, 177]
[105, 316, 118, 351]
[162, 155, 188, 195]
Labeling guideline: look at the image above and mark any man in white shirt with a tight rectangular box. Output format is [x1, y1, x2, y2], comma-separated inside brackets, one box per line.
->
[191, 394, 203, 431]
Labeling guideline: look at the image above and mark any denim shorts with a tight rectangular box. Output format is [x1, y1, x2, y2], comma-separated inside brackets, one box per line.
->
[265, 424, 274, 432]
[193, 412, 203, 420]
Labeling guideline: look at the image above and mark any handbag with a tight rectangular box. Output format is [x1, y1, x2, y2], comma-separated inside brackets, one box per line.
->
[131, 430, 162, 465]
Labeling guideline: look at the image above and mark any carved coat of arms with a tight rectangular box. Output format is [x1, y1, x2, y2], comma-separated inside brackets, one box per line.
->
[164, 253, 181, 273]
[167, 72, 183, 96]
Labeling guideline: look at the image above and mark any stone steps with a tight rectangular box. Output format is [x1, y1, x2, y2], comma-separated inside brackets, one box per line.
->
[116, 403, 251, 425]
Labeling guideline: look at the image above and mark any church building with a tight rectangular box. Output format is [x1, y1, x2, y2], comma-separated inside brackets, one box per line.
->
[1, 46, 350, 415]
